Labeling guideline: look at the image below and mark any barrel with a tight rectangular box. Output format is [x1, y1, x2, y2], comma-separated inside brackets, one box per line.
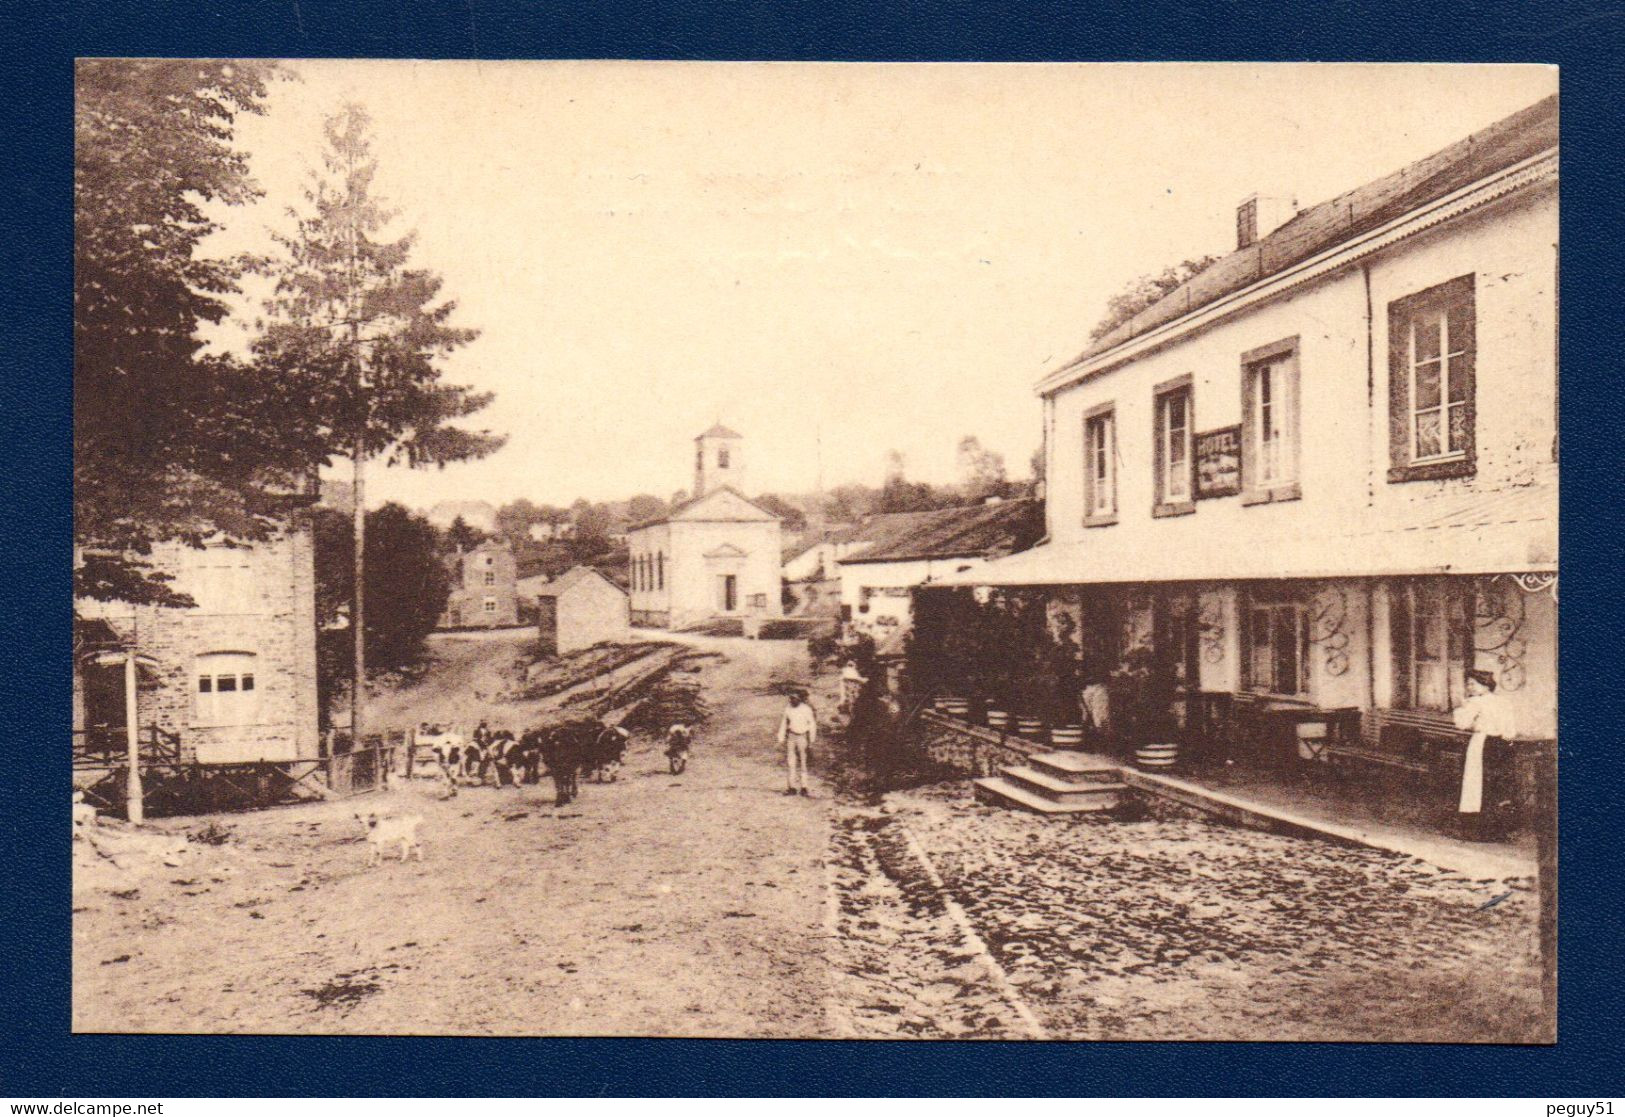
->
[1135, 742, 1180, 769]
[986, 709, 1010, 730]
[938, 697, 969, 718]
[1017, 716, 1045, 739]
[1050, 725, 1085, 748]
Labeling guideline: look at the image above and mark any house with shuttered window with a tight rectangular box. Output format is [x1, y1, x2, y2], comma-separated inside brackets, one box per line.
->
[937, 95, 1557, 779]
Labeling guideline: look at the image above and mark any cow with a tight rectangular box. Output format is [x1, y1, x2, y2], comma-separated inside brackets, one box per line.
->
[522, 717, 628, 806]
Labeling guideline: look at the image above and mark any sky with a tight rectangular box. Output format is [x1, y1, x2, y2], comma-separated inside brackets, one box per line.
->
[202, 61, 1557, 513]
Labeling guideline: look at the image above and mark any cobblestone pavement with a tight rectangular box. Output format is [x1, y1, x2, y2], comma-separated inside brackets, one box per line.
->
[868, 780, 1545, 1042]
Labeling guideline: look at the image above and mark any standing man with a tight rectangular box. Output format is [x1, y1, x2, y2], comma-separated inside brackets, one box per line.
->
[778, 688, 818, 798]
[1452, 668, 1518, 841]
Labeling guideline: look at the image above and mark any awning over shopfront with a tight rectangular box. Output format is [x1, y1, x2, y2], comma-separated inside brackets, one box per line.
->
[931, 481, 1556, 588]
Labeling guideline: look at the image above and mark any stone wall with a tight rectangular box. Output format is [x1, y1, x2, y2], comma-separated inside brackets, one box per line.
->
[913, 711, 1043, 778]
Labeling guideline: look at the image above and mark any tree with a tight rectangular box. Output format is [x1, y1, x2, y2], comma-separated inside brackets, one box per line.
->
[255, 103, 504, 741]
[313, 503, 450, 724]
[956, 435, 1008, 502]
[1089, 255, 1221, 343]
[875, 451, 941, 513]
[443, 515, 485, 552]
[494, 498, 543, 544]
[625, 493, 668, 525]
[75, 59, 304, 605]
[752, 493, 806, 532]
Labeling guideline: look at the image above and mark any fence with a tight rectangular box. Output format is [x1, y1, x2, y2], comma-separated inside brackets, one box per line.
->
[322, 728, 406, 797]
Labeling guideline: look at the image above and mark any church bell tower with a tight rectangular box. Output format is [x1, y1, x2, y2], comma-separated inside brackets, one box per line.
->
[693, 424, 744, 499]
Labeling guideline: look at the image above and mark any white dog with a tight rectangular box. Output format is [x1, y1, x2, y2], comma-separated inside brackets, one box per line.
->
[356, 810, 425, 866]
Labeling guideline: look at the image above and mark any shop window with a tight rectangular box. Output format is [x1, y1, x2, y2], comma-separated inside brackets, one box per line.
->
[1082, 403, 1117, 526]
[657, 551, 664, 590]
[1243, 592, 1308, 697]
[1241, 338, 1301, 505]
[1389, 580, 1472, 710]
[196, 652, 259, 727]
[1388, 275, 1476, 483]
[1153, 376, 1195, 515]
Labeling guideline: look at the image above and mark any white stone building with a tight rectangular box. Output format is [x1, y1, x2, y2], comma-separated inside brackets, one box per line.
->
[626, 425, 783, 630]
[938, 96, 1558, 775]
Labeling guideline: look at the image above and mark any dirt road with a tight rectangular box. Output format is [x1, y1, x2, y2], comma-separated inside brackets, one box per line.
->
[74, 631, 1543, 1041]
[74, 635, 831, 1036]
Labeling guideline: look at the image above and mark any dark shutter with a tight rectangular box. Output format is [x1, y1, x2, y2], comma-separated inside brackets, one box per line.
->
[1389, 583, 1412, 709]
[1388, 300, 1411, 474]
[1240, 370, 1257, 496]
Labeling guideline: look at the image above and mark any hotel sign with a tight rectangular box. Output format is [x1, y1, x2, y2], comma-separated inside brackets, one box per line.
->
[1195, 425, 1242, 499]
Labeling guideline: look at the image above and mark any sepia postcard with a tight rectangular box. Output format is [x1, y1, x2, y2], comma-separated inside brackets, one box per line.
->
[72, 60, 1557, 1042]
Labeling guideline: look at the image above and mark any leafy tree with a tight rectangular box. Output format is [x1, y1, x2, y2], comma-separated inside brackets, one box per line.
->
[956, 435, 1008, 502]
[571, 500, 614, 549]
[313, 503, 450, 724]
[1089, 255, 1221, 343]
[876, 450, 943, 513]
[75, 59, 301, 605]
[625, 493, 668, 525]
[494, 497, 543, 543]
[752, 493, 806, 531]
[254, 103, 503, 739]
[443, 515, 486, 551]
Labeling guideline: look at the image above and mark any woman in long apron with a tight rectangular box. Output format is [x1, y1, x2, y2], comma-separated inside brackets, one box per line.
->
[1451, 669, 1518, 841]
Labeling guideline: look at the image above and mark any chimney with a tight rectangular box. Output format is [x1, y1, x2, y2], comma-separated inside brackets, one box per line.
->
[1237, 193, 1298, 249]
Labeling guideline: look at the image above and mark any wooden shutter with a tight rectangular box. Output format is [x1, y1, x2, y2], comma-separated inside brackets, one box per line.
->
[1240, 369, 1258, 496]
[1389, 583, 1412, 709]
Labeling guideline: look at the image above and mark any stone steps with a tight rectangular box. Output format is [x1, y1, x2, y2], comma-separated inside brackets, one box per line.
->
[1000, 765, 1126, 804]
[973, 750, 1128, 815]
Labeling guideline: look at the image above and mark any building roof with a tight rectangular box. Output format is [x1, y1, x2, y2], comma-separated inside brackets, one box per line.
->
[932, 480, 1555, 587]
[698, 423, 743, 440]
[837, 500, 1044, 565]
[627, 485, 779, 529]
[532, 565, 627, 599]
[1049, 95, 1558, 384]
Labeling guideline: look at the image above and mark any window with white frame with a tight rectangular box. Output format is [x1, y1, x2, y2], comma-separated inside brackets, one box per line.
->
[1083, 405, 1116, 524]
[484, 570, 496, 586]
[1388, 275, 1476, 482]
[1154, 378, 1194, 510]
[1244, 592, 1309, 697]
[195, 652, 259, 727]
[1241, 338, 1301, 502]
[483, 597, 497, 614]
[718, 447, 731, 469]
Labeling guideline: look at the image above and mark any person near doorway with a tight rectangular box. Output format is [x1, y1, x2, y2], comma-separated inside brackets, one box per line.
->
[1452, 668, 1518, 841]
[839, 659, 868, 713]
[1078, 644, 1112, 746]
[778, 688, 818, 798]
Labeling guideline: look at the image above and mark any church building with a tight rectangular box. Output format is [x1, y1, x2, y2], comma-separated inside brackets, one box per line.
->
[627, 425, 783, 630]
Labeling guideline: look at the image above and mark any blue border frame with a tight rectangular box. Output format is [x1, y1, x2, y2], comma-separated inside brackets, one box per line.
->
[6, 0, 1620, 1097]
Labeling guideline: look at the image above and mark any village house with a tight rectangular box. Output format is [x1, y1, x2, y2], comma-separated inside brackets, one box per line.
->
[438, 539, 520, 629]
[838, 500, 1044, 639]
[532, 565, 631, 655]
[626, 425, 783, 630]
[934, 97, 1557, 794]
[73, 529, 321, 777]
[780, 521, 859, 618]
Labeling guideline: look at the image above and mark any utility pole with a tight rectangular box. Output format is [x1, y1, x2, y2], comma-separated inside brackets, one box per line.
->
[124, 644, 143, 824]
[347, 137, 366, 757]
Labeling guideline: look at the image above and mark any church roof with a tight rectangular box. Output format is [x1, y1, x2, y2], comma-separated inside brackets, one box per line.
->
[698, 423, 743, 440]
[627, 485, 779, 530]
